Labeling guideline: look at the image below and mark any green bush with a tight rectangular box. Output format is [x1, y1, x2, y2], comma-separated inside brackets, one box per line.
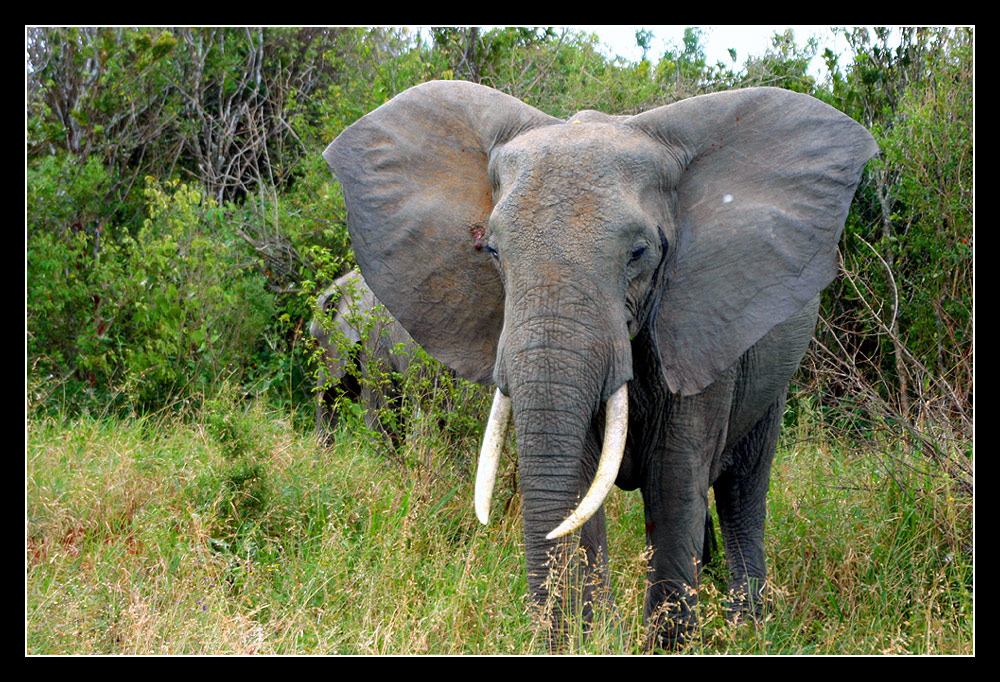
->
[815, 27, 972, 432]
[26, 26, 973, 444]
[27, 154, 127, 408]
[197, 389, 273, 557]
[27, 166, 279, 413]
[120, 178, 277, 408]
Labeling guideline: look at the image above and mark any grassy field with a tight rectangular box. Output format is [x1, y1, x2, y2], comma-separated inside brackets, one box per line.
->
[25, 393, 973, 655]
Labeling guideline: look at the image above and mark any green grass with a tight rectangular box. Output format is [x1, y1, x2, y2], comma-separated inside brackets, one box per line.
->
[26, 397, 972, 654]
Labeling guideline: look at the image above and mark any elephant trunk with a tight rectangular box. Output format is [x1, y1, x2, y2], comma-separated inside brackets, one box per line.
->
[545, 382, 627, 538]
[477, 303, 632, 632]
[475, 384, 627, 539]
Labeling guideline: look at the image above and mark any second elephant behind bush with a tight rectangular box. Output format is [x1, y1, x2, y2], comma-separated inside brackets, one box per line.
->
[309, 270, 420, 444]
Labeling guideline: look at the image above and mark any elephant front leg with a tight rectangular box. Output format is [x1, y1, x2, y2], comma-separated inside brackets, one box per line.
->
[316, 386, 338, 445]
[640, 463, 711, 650]
[638, 383, 731, 650]
[713, 391, 786, 623]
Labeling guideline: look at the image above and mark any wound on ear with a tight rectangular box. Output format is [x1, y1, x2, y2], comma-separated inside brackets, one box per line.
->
[470, 224, 486, 250]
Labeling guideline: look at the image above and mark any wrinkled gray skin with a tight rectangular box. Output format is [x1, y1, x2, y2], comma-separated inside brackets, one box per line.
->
[310, 270, 418, 445]
[324, 81, 877, 649]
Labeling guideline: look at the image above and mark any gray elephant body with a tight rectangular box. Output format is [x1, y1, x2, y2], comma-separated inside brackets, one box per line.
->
[324, 81, 877, 648]
[618, 293, 819, 637]
[310, 270, 417, 444]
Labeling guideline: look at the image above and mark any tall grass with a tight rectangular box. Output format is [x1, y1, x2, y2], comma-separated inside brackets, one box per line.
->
[26, 385, 972, 654]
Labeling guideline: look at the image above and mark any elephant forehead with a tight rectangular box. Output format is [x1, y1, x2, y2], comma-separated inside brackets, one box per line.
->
[491, 124, 666, 227]
[496, 122, 660, 180]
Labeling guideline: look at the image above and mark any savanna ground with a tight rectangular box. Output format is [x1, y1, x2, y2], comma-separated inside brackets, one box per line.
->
[26, 374, 973, 655]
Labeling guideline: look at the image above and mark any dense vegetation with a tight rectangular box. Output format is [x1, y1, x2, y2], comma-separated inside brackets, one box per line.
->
[26, 26, 973, 654]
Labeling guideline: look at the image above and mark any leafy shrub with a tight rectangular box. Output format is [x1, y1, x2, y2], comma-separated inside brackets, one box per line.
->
[27, 167, 279, 413]
[119, 178, 277, 408]
[27, 154, 128, 409]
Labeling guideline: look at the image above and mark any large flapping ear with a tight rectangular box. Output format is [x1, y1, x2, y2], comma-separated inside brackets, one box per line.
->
[626, 88, 878, 396]
[324, 80, 561, 384]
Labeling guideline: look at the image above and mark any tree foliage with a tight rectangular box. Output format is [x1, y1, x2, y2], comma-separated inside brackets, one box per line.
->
[817, 28, 973, 432]
[26, 26, 973, 443]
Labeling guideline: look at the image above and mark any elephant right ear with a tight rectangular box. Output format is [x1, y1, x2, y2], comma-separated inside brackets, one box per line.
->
[627, 87, 878, 396]
[324, 80, 561, 384]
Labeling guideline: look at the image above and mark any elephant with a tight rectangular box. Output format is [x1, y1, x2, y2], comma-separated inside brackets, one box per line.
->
[309, 270, 419, 445]
[323, 81, 877, 649]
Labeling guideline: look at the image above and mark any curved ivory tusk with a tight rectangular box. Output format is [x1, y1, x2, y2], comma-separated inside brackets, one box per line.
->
[475, 389, 512, 525]
[546, 383, 628, 540]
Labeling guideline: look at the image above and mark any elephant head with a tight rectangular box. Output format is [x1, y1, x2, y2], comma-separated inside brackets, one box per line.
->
[324, 81, 876, 647]
[309, 270, 419, 445]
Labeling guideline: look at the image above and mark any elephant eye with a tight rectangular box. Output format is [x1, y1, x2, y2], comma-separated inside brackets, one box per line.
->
[485, 243, 500, 262]
[628, 243, 647, 264]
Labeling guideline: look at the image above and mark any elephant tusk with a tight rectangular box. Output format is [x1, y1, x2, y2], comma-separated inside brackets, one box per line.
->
[546, 383, 628, 540]
[475, 388, 512, 525]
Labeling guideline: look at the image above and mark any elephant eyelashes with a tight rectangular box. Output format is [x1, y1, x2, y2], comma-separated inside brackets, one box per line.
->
[629, 244, 647, 264]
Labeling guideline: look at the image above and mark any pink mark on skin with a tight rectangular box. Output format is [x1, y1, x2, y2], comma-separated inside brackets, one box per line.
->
[470, 224, 486, 250]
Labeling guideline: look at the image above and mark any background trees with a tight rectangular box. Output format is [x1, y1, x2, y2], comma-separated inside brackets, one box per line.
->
[26, 26, 973, 443]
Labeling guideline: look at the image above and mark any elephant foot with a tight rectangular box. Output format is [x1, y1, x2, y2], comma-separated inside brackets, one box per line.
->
[726, 576, 768, 625]
[535, 581, 616, 652]
[647, 621, 697, 652]
[529, 551, 614, 652]
[644, 584, 700, 652]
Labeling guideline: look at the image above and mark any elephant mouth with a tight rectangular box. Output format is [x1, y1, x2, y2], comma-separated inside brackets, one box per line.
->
[474, 382, 629, 539]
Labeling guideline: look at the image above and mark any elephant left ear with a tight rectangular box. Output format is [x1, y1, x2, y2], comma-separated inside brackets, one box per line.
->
[323, 81, 561, 384]
[626, 88, 878, 396]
